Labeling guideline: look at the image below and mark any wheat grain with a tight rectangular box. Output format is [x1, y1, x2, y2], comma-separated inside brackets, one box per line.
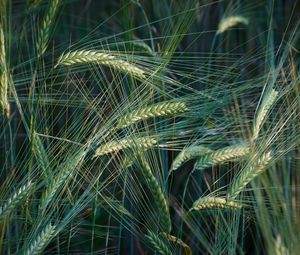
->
[161, 233, 192, 255]
[171, 145, 212, 172]
[228, 152, 272, 199]
[94, 137, 158, 157]
[0, 23, 9, 117]
[116, 102, 189, 129]
[23, 223, 56, 255]
[36, 0, 60, 56]
[190, 196, 243, 211]
[252, 89, 278, 140]
[146, 230, 172, 255]
[56, 50, 145, 79]
[0, 181, 33, 220]
[217, 15, 249, 34]
[194, 144, 250, 171]
[138, 155, 171, 233]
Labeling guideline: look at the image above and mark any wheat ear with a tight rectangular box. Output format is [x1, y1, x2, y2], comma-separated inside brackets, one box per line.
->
[138, 156, 171, 233]
[56, 50, 145, 79]
[23, 223, 56, 255]
[0, 181, 33, 221]
[190, 196, 243, 211]
[36, 0, 60, 56]
[161, 233, 192, 255]
[94, 137, 158, 157]
[228, 152, 272, 199]
[116, 102, 189, 129]
[40, 148, 86, 209]
[32, 131, 52, 181]
[194, 144, 250, 171]
[252, 89, 278, 140]
[145, 230, 172, 255]
[171, 145, 213, 172]
[0, 23, 9, 117]
[217, 15, 249, 34]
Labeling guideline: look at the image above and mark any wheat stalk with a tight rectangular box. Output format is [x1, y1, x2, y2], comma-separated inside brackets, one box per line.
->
[228, 152, 272, 199]
[161, 233, 192, 255]
[171, 145, 212, 172]
[23, 223, 56, 255]
[94, 137, 158, 157]
[217, 15, 249, 34]
[56, 50, 145, 79]
[194, 144, 250, 171]
[190, 196, 243, 211]
[138, 155, 171, 233]
[252, 89, 278, 140]
[0, 181, 33, 221]
[0, 22, 9, 117]
[36, 0, 60, 57]
[116, 102, 189, 129]
[145, 230, 172, 255]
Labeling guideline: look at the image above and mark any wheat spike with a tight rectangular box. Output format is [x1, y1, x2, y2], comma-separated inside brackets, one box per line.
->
[190, 196, 243, 211]
[252, 89, 278, 140]
[228, 152, 272, 199]
[138, 155, 171, 233]
[0, 22, 9, 117]
[0, 181, 33, 220]
[161, 233, 192, 255]
[217, 15, 249, 34]
[116, 102, 189, 129]
[171, 145, 212, 172]
[36, 0, 60, 56]
[56, 50, 145, 79]
[146, 230, 172, 255]
[94, 137, 158, 157]
[32, 131, 52, 181]
[40, 148, 86, 209]
[23, 223, 56, 255]
[194, 144, 250, 171]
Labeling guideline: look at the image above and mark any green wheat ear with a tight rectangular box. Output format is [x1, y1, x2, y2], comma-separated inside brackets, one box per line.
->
[0, 22, 10, 117]
[194, 144, 250, 171]
[0, 181, 33, 222]
[94, 136, 158, 157]
[55, 50, 146, 79]
[217, 15, 249, 34]
[190, 196, 243, 211]
[252, 89, 278, 140]
[145, 230, 172, 255]
[23, 223, 56, 255]
[170, 145, 213, 172]
[36, 0, 60, 57]
[137, 155, 171, 234]
[228, 152, 272, 199]
[116, 101, 189, 129]
[160, 233, 192, 255]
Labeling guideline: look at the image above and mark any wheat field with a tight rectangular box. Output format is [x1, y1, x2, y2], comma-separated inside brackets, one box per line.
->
[0, 0, 299, 254]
